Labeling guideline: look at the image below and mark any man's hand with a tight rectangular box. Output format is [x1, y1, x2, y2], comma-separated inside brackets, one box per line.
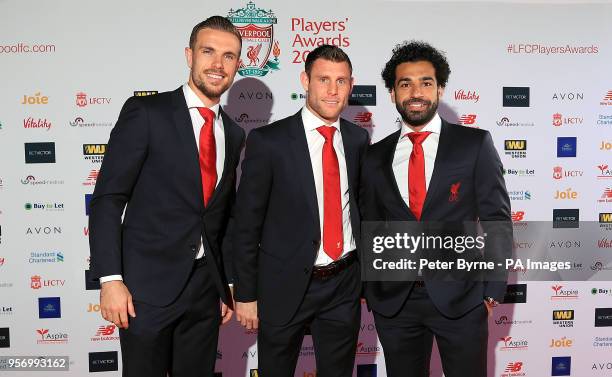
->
[100, 281, 136, 329]
[484, 300, 495, 317]
[235, 301, 258, 330]
[221, 286, 234, 325]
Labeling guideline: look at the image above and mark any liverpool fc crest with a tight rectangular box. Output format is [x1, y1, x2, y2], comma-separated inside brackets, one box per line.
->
[228, 1, 281, 77]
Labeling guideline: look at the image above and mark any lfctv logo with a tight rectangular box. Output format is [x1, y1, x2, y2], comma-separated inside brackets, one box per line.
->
[30, 275, 65, 289]
[76, 92, 111, 107]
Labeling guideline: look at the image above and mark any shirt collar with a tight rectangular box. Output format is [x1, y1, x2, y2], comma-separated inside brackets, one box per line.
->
[301, 106, 341, 132]
[400, 113, 441, 139]
[182, 83, 220, 119]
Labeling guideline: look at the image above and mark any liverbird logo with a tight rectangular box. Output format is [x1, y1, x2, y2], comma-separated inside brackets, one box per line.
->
[31, 275, 42, 289]
[553, 113, 562, 127]
[247, 44, 262, 66]
[449, 181, 461, 202]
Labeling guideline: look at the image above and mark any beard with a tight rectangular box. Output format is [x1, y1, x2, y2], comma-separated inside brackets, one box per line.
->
[192, 69, 231, 100]
[396, 95, 439, 127]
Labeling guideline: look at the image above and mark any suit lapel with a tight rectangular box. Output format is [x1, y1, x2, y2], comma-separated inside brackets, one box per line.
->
[171, 87, 204, 210]
[288, 112, 320, 226]
[383, 130, 415, 219]
[421, 121, 452, 218]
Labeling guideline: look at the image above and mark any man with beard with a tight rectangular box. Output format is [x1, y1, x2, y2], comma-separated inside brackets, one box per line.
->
[232, 45, 369, 377]
[89, 16, 245, 377]
[361, 41, 511, 377]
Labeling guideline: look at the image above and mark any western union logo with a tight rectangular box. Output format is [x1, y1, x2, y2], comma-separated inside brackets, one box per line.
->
[83, 144, 107, 155]
[505, 140, 527, 150]
[133, 91, 158, 97]
[552, 310, 574, 320]
[600, 213, 612, 223]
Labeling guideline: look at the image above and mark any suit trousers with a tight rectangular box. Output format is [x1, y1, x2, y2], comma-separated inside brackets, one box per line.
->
[373, 283, 488, 377]
[257, 261, 361, 377]
[119, 258, 221, 377]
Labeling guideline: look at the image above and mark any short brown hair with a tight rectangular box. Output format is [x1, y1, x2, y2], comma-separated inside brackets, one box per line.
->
[189, 16, 242, 50]
[304, 44, 352, 77]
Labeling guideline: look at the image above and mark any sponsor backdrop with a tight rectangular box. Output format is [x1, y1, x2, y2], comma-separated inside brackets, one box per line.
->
[1, 0, 611, 376]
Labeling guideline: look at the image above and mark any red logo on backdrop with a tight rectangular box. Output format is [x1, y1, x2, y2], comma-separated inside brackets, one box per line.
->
[511, 211, 525, 222]
[505, 362, 523, 372]
[31, 275, 42, 289]
[499, 336, 528, 350]
[0, 258, 5, 266]
[36, 329, 49, 339]
[84, 227, 89, 236]
[459, 114, 477, 125]
[76, 92, 87, 107]
[449, 181, 461, 202]
[552, 285, 562, 295]
[553, 166, 563, 179]
[601, 90, 612, 106]
[83, 170, 99, 186]
[354, 112, 372, 123]
[454, 89, 480, 103]
[602, 188, 612, 199]
[95, 325, 116, 336]
[553, 113, 562, 127]
[598, 164, 612, 179]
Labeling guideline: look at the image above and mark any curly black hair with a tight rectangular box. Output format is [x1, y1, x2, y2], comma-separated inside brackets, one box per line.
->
[381, 41, 451, 91]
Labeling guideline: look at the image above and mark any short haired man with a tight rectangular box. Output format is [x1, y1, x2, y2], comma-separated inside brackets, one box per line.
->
[89, 16, 245, 377]
[232, 45, 369, 377]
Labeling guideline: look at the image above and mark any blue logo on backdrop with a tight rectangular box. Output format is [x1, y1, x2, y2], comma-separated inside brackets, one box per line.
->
[357, 364, 377, 377]
[557, 137, 577, 157]
[85, 194, 92, 216]
[38, 297, 61, 318]
[551, 356, 571, 376]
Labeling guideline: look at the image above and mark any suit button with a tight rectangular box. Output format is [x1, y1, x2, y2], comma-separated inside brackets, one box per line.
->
[190, 245, 197, 252]
[304, 267, 310, 274]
